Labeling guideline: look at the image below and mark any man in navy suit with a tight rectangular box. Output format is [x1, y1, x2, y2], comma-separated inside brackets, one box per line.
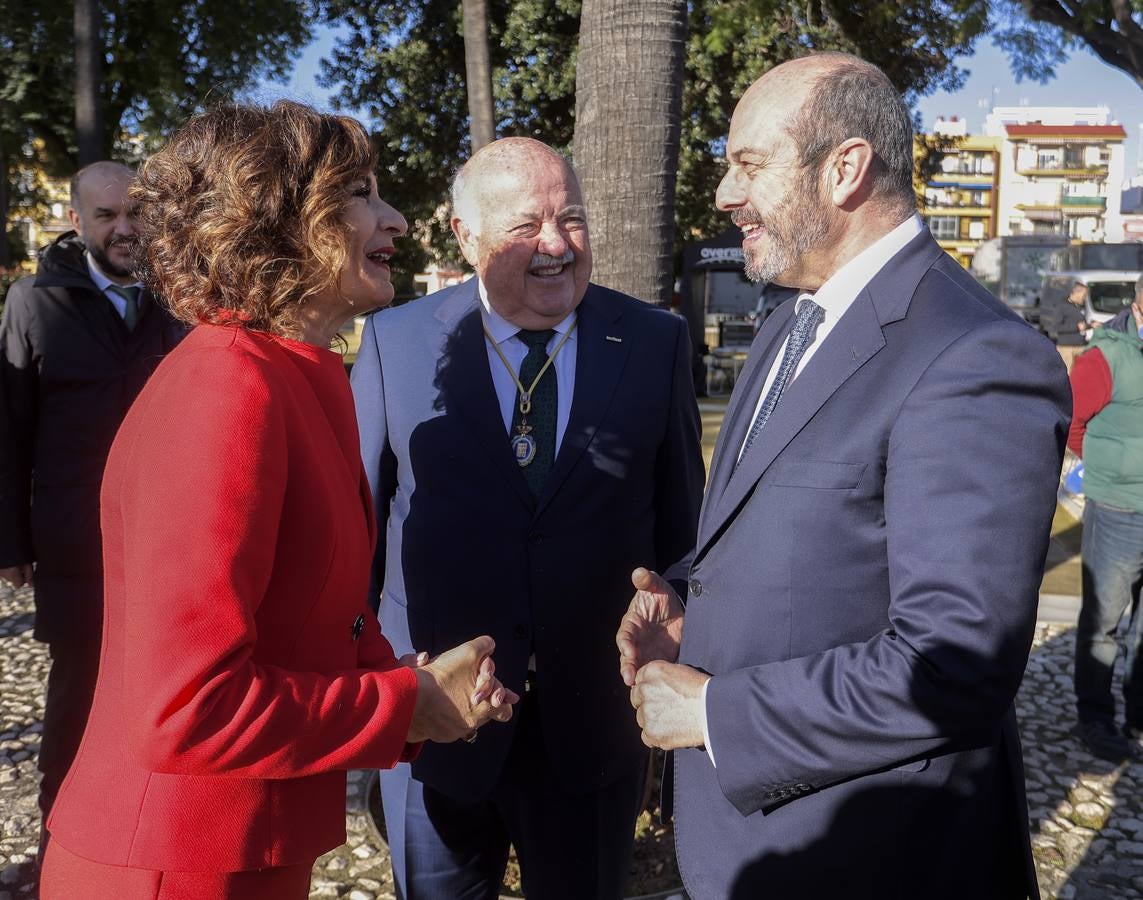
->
[352, 137, 704, 899]
[621, 53, 1070, 899]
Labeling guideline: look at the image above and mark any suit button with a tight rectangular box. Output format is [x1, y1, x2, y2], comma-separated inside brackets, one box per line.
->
[528, 532, 544, 544]
[351, 614, 365, 640]
[689, 578, 703, 597]
[513, 624, 529, 640]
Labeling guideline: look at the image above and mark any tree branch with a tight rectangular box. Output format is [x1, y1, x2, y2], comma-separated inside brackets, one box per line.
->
[1020, 0, 1143, 87]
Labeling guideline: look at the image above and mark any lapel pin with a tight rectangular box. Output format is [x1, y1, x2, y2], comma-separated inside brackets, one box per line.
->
[605, 335, 623, 343]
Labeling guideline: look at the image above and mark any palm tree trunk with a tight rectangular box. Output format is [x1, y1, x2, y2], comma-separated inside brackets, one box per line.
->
[74, 0, 103, 167]
[461, 0, 495, 152]
[573, 0, 687, 306]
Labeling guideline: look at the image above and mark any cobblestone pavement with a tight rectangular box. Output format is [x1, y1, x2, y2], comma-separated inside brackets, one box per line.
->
[3, 579, 1142, 899]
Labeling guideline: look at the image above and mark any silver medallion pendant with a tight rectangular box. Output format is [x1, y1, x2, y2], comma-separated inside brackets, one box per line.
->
[512, 432, 537, 467]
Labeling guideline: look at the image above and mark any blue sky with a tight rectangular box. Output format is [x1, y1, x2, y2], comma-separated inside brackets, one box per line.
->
[257, 27, 1143, 178]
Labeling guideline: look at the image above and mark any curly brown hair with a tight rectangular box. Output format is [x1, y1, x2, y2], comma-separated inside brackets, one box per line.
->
[131, 100, 377, 336]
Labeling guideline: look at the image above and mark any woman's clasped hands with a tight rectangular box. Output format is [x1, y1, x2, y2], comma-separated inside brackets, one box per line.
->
[404, 636, 519, 744]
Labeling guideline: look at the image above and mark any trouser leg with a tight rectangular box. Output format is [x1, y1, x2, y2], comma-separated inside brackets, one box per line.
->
[1076, 500, 1143, 723]
[37, 629, 101, 822]
[380, 763, 509, 900]
[496, 687, 646, 900]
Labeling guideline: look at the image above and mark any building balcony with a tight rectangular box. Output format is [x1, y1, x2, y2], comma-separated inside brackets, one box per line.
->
[920, 205, 993, 216]
[1060, 195, 1106, 210]
[1017, 207, 1063, 223]
[936, 238, 989, 250]
[1015, 164, 1109, 178]
[933, 172, 995, 184]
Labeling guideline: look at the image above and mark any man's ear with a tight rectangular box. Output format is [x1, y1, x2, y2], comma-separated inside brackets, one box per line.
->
[67, 207, 82, 234]
[451, 217, 479, 268]
[827, 138, 875, 209]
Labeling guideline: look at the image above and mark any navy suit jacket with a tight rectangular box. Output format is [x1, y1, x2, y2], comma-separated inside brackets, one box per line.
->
[675, 230, 1070, 899]
[352, 279, 704, 800]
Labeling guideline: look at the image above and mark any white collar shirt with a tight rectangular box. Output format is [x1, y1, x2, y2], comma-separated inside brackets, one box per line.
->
[737, 214, 925, 461]
[86, 252, 144, 320]
[477, 279, 578, 452]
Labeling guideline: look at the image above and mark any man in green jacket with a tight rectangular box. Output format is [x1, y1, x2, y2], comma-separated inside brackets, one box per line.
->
[1069, 275, 1143, 761]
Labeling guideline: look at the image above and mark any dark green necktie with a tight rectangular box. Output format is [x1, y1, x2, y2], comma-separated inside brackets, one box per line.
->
[108, 284, 141, 331]
[511, 329, 557, 500]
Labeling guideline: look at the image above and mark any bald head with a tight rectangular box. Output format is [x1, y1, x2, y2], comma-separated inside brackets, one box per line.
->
[716, 52, 915, 289]
[748, 52, 916, 216]
[70, 160, 135, 209]
[449, 137, 592, 330]
[67, 160, 139, 283]
[452, 138, 580, 236]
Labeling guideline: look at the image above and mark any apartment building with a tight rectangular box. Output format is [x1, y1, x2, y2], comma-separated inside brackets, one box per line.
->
[918, 106, 1130, 267]
[985, 105, 1125, 242]
[919, 117, 1001, 266]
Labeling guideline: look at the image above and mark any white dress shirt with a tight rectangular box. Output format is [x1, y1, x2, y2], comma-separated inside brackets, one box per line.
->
[706, 214, 926, 765]
[478, 280, 578, 450]
[86, 252, 144, 320]
[737, 215, 925, 462]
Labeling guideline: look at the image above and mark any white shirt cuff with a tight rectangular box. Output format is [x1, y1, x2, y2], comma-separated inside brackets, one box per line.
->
[701, 676, 716, 767]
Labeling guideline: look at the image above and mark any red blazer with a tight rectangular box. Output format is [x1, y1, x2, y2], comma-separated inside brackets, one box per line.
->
[48, 325, 418, 872]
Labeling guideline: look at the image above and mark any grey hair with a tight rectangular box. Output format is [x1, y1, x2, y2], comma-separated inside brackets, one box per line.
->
[786, 56, 915, 214]
[450, 164, 479, 232]
[1135, 272, 1143, 298]
[450, 138, 579, 235]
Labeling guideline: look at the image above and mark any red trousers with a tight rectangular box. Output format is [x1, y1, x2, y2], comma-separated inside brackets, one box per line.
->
[41, 840, 314, 899]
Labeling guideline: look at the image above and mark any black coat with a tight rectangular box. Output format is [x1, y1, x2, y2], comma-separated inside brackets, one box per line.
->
[0, 232, 185, 641]
[1044, 298, 1087, 345]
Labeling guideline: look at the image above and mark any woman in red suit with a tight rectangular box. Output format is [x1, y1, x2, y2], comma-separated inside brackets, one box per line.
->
[40, 101, 516, 899]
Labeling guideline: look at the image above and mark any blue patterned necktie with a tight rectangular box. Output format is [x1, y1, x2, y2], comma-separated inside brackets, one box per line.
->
[738, 296, 824, 462]
[511, 329, 558, 500]
[108, 284, 141, 331]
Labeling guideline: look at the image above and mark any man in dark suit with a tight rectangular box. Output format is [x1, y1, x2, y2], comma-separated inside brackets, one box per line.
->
[351, 137, 704, 899]
[0, 161, 184, 844]
[621, 53, 1070, 899]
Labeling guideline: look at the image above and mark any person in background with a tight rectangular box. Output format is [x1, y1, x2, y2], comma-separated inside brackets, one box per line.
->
[0, 161, 185, 857]
[1068, 273, 1143, 763]
[40, 101, 516, 900]
[1051, 280, 1093, 371]
[353, 137, 704, 900]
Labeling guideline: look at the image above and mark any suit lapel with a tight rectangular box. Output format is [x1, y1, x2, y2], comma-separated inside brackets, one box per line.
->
[695, 227, 945, 559]
[537, 287, 629, 515]
[696, 289, 886, 560]
[434, 283, 535, 510]
[703, 303, 793, 517]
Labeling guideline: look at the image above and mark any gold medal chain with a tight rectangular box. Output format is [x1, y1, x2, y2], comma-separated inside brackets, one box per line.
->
[483, 321, 577, 416]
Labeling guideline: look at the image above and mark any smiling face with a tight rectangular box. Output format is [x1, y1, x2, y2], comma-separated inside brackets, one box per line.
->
[69, 164, 138, 283]
[452, 145, 592, 329]
[337, 172, 408, 314]
[300, 172, 407, 345]
[715, 76, 834, 288]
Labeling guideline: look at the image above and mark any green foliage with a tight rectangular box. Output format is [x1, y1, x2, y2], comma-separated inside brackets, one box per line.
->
[0, 0, 315, 270]
[991, 0, 1143, 86]
[679, 0, 990, 241]
[322, 0, 991, 273]
[318, 0, 580, 292]
[0, 0, 315, 260]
